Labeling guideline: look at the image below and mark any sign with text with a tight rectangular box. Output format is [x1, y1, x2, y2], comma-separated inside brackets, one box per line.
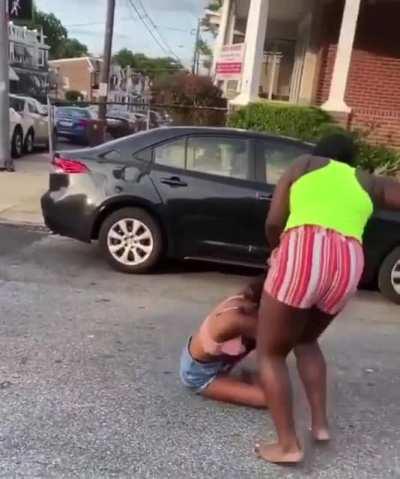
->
[215, 43, 245, 80]
[8, 0, 33, 21]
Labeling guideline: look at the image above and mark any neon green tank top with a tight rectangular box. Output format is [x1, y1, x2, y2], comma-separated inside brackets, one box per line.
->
[285, 160, 373, 242]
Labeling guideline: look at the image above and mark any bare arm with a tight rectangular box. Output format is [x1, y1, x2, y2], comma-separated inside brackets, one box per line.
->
[265, 156, 310, 249]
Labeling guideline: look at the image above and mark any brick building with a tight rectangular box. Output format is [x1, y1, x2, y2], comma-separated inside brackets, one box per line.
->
[211, 0, 400, 146]
[48, 57, 102, 101]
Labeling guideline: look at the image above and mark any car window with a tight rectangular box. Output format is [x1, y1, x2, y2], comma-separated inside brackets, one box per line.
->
[154, 138, 186, 169]
[186, 136, 249, 180]
[9, 97, 24, 112]
[101, 150, 121, 162]
[261, 141, 310, 185]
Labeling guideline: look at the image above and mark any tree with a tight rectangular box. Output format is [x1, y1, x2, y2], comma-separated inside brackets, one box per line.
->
[153, 72, 225, 107]
[59, 38, 88, 59]
[152, 72, 226, 126]
[113, 49, 183, 78]
[20, 6, 89, 59]
[33, 8, 67, 58]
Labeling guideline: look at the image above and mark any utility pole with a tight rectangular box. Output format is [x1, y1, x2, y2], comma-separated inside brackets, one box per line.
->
[192, 19, 201, 75]
[0, 0, 11, 171]
[98, 0, 115, 122]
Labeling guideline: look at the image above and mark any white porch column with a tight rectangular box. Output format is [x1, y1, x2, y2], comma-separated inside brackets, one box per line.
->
[230, 0, 270, 106]
[212, 0, 232, 76]
[321, 0, 362, 113]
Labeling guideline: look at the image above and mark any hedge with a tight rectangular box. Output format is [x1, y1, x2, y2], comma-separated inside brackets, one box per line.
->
[228, 102, 400, 174]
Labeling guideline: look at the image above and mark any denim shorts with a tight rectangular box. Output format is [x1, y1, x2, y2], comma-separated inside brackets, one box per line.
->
[179, 338, 233, 393]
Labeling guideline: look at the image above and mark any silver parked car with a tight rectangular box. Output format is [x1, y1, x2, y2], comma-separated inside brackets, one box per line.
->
[9, 95, 49, 153]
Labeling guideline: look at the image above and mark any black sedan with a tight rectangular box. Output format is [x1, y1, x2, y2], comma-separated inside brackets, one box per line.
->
[41, 127, 400, 303]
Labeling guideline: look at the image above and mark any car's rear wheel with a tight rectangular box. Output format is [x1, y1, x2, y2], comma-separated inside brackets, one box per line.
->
[24, 129, 34, 154]
[99, 207, 163, 274]
[378, 246, 400, 304]
[11, 127, 23, 158]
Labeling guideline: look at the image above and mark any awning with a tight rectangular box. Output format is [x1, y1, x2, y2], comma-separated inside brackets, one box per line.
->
[9, 67, 19, 81]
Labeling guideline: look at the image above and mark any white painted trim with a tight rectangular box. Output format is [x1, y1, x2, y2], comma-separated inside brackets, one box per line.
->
[321, 0, 362, 113]
[212, 0, 232, 76]
[230, 0, 270, 106]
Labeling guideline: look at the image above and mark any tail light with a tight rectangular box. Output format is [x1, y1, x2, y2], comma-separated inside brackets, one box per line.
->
[52, 154, 89, 174]
[77, 119, 90, 127]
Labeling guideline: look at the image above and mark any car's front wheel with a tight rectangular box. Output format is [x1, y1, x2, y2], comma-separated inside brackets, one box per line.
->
[99, 207, 163, 273]
[378, 246, 400, 304]
[11, 127, 23, 158]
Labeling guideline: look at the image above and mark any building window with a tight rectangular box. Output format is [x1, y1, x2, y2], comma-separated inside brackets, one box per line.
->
[38, 49, 47, 67]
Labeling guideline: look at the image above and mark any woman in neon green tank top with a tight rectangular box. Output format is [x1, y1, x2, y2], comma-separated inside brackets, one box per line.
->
[255, 134, 400, 464]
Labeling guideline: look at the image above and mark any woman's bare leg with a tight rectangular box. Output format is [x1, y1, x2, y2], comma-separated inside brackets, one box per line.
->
[201, 376, 267, 408]
[294, 308, 335, 442]
[256, 293, 308, 464]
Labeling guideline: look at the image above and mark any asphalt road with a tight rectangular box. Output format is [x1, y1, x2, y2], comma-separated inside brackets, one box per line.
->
[0, 225, 399, 478]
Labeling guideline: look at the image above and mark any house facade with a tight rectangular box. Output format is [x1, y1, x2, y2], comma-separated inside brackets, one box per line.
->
[48, 57, 102, 101]
[9, 22, 50, 100]
[108, 64, 152, 111]
[211, 0, 400, 146]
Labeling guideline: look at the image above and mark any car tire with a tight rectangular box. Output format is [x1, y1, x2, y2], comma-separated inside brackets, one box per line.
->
[24, 129, 34, 154]
[99, 207, 163, 274]
[11, 127, 23, 158]
[378, 246, 400, 304]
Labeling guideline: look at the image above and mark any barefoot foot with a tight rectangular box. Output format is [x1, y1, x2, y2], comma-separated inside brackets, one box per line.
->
[311, 427, 331, 442]
[254, 442, 304, 464]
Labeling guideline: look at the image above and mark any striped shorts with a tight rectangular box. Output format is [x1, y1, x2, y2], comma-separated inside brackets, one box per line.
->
[265, 226, 365, 315]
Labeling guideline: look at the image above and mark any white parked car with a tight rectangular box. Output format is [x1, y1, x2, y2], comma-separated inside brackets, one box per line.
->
[9, 95, 49, 153]
[9, 107, 24, 158]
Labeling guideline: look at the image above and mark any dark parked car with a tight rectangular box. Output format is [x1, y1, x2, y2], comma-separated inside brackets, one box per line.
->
[41, 127, 400, 303]
[55, 107, 98, 144]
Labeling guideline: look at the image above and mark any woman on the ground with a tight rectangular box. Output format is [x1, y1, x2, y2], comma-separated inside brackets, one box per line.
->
[256, 134, 400, 464]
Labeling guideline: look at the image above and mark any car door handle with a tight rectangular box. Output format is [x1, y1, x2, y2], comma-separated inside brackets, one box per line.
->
[160, 176, 188, 187]
[256, 192, 273, 201]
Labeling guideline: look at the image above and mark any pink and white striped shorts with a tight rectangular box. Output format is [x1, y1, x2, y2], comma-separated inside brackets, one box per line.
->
[265, 225, 365, 315]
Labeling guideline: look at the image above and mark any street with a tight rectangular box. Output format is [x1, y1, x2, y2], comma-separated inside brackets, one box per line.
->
[0, 225, 399, 478]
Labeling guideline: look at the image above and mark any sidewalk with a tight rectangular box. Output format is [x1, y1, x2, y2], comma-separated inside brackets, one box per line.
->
[0, 153, 49, 227]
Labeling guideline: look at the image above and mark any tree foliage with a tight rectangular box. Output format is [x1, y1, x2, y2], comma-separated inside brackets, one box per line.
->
[153, 72, 225, 107]
[65, 90, 82, 102]
[113, 49, 183, 78]
[59, 38, 88, 59]
[20, 6, 89, 59]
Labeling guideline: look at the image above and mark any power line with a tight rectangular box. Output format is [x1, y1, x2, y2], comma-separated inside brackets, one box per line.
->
[126, 0, 174, 59]
[132, 0, 182, 62]
[65, 19, 191, 34]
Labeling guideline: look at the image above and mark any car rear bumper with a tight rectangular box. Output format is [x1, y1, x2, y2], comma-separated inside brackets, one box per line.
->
[41, 191, 95, 242]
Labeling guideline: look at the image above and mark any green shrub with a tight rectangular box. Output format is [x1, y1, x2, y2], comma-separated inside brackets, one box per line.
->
[228, 102, 400, 175]
[356, 141, 400, 174]
[65, 90, 82, 102]
[227, 103, 333, 141]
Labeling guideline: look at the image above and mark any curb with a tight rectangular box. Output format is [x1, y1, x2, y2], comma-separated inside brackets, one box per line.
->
[0, 219, 49, 233]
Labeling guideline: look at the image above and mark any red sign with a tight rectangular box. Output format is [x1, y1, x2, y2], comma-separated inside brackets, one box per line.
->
[215, 43, 245, 80]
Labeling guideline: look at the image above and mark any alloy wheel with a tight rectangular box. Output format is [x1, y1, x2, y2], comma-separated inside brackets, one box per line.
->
[26, 133, 34, 153]
[390, 259, 400, 295]
[15, 133, 23, 156]
[107, 218, 154, 266]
